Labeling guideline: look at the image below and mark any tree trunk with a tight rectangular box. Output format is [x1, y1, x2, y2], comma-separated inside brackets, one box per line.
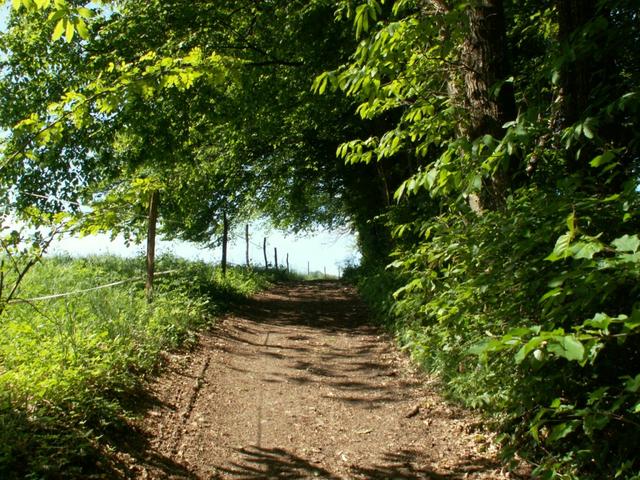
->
[557, 0, 595, 129]
[146, 190, 159, 302]
[286, 253, 289, 273]
[556, 0, 612, 177]
[274, 247, 278, 271]
[462, 0, 515, 140]
[221, 212, 229, 277]
[460, 0, 517, 209]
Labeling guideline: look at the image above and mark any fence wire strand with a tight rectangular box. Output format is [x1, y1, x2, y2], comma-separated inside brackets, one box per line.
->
[8, 269, 179, 304]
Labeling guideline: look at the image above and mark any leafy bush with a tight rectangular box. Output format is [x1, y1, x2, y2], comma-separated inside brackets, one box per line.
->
[350, 186, 640, 479]
[0, 254, 269, 478]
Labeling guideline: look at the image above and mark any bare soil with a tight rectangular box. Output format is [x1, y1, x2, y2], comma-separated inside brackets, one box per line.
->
[114, 281, 525, 479]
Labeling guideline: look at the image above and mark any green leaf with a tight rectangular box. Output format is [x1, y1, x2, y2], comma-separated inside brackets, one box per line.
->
[587, 387, 608, 405]
[571, 240, 603, 259]
[566, 212, 577, 236]
[52, 18, 65, 41]
[548, 335, 585, 362]
[583, 313, 612, 332]
[312, 72, 329, 94]
[75, 18, 90, 40]
[625, 374, 640, 393]
[583, 414, 609, 437]
[590, 150, 616, 168]
[515, 336, 545, 364]
[77, 7, 93, 18]
[545, 233, 572, 261]
[612, 234, 640, 253]
[583, 124, 594, 139]
[582, 118, 597, 139]
[65, 18, 75, 42]
[540, 287, 562, 302]
[547, 421, 578, 443]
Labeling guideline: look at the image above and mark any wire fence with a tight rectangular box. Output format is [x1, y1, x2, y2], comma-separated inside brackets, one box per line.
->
[7, 269, 180, 304]
[3, 191, 343, 297]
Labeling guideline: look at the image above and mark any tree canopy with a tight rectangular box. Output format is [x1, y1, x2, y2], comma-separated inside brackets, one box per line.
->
[1, 0, 640, 478]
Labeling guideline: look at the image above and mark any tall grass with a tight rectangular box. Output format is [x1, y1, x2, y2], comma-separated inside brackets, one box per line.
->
[0, 254, 270, 478]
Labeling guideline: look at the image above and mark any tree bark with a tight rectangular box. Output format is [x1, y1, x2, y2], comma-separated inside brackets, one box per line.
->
[460, 0, 517, 209]
[274, 247, 278, 271]
[461, 0, 515, 140]
[146, 190, 159, 302]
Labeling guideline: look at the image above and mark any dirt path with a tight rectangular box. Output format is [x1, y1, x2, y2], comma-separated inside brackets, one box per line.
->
[119, 281, 520, 479]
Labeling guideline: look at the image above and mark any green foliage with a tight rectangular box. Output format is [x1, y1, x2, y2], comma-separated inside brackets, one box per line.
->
[332, 0, 640, 478]
[3, 1, 640, 478]
[0, 254, 269, 478]
[1, 0, 361, 243]
[375, 186, 640, 479]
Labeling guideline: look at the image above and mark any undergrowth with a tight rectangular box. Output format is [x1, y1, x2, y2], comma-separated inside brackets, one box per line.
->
[348, 186, 640, 480]
[0, 254, 271, 478]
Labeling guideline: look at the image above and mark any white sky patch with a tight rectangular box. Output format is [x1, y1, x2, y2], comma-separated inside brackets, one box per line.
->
[49, 225, 360, 277]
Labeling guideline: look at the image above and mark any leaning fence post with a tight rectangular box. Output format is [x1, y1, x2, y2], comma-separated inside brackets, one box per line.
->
[221, 212, 229, 277]
[263, 237, 268, 270]
[146, 190, 159, 302]
[245, 224, 250, 267]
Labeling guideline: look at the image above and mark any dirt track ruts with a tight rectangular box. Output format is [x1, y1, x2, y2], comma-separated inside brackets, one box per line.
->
[118, 281, 523, 479]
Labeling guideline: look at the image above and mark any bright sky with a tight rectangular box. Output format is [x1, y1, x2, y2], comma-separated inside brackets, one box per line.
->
[49, 226, 360, 276]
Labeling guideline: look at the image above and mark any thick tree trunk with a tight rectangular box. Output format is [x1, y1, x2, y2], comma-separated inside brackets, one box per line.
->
[146, 190, 159, 302]
[461, 0, 517, 209]
[462, 1, 515, 140]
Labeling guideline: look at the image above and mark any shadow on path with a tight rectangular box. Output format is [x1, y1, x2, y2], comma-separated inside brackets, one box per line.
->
[97, 281, 523, 479]
[209, 445, 503, 480]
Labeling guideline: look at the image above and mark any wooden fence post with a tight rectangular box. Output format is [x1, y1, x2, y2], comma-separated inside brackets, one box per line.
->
[221, 212, 229, 277]
[263, 237, 268, 270]
[245, 224, 250, 267]
[146, 190, 159, 302]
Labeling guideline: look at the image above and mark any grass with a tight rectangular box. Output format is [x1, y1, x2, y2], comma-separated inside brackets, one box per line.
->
[0, 254, 274, 478]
